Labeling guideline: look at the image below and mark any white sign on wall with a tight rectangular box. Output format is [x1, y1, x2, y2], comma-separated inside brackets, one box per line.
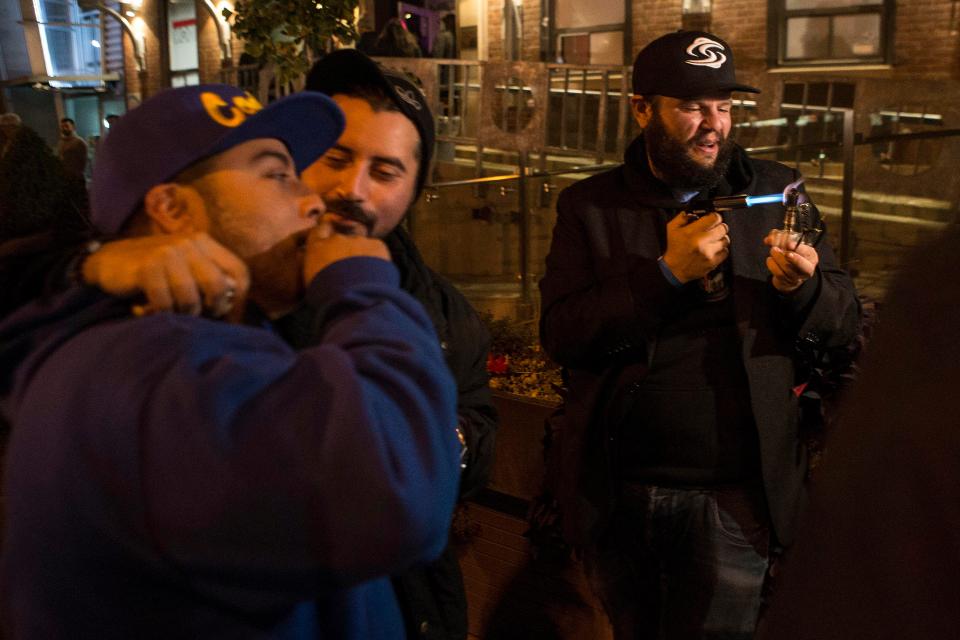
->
[168, 0, 199, 72]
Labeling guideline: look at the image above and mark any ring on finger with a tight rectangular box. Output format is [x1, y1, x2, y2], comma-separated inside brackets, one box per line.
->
[210, 287, 237, 317]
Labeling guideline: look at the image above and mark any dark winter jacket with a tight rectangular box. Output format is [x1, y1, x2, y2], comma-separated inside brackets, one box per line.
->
[539, 136, 860, 547]
[0, 257, 460, 639]
[278, 225, 498, 640]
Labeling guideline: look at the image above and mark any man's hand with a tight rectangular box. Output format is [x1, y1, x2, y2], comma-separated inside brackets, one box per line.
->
[661, 212, 730, 283]
[81, 233, 249, 317]
[302, 214, 391, 284]
[763, 230, 819, 293]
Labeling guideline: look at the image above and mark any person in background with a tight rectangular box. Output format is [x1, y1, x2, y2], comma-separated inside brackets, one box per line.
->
[432, 14, 457, 59]
[101, 113, 120, 141]
[0, 113, 21, 159]
[539, 30, 860, 639]
[356, 30, 379, 56]
[57, 116, 88, 183]
[0, 84, 461, 638]
[374, 17, 422, 57]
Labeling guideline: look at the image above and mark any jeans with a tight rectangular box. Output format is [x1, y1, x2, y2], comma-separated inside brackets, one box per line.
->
[584, 484, 770, 640]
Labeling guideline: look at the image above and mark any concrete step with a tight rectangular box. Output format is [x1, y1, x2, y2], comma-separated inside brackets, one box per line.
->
[805, 180, 955, 223]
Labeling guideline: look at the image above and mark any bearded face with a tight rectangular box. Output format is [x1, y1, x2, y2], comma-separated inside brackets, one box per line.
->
[642, 97, 736, 191]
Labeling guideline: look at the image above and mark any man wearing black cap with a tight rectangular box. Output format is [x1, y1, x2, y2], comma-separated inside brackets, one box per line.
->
[0, 85, 462, 638]
[31, 50, 496, 640]
[539, 31, 859, 638]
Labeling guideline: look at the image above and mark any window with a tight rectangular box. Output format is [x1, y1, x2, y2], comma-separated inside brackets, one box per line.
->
[682, 0, 712, 32]
[35, 0, 102, 84]
[778, 81, 855, 165]
[770, 0, 893, 66]
[549, 0, 628, 65]
[869, 107, 944, 176]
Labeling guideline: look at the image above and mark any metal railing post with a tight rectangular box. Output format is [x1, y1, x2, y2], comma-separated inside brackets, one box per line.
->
[518, 150, 531, 310]
[840, 108, 855, 268]
[596, 70, 609, 163]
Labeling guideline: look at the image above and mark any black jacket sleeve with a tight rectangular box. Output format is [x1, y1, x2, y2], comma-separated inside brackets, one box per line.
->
[431, 271, 498, 500]
[539, 179, 682, 370]
[0, 231, 96, 319]
[277, 261, 499, 501]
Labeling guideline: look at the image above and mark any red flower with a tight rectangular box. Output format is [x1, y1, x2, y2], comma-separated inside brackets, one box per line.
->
[487, 353, 510, 375]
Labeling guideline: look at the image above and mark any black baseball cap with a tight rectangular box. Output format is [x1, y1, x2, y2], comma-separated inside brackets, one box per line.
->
[632, 30, 760, 98]
[305, 49, 435, 201]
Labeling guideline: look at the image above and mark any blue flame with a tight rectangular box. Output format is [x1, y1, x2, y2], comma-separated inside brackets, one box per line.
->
[745, 193, 784, 207]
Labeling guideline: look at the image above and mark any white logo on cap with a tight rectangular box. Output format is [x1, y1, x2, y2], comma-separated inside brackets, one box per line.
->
[393, 84, 423, 111]
[684, 37, 727, 69]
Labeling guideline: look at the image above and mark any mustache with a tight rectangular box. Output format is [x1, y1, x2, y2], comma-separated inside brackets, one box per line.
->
[325, 198, 376, 236]
[691, 130, 725, 146]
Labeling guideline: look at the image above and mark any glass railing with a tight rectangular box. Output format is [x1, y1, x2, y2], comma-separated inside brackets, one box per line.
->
[414, 110, 959, 315]
[234, 58, 960, 313]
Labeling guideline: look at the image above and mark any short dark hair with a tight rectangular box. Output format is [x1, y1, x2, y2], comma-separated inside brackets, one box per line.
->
[60, 117, 75, 125]
[335, 84, 422, 164]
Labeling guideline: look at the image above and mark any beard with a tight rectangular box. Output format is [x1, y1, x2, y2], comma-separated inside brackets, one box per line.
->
[643, 110, 735, 191]
[243, 229, 311, 318]
[198, 187, 311, 319]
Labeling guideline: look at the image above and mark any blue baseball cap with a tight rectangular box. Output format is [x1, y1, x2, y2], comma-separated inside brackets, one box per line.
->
[90, 84, 345, 234]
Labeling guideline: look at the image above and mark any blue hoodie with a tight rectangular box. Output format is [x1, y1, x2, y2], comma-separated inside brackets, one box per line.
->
[0, 256, 460, 639]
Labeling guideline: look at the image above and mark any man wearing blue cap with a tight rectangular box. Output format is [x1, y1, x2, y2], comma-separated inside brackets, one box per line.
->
[28, 50, 496, 640]
[539, 31, 860, 638]
[0, 85, 461, 638]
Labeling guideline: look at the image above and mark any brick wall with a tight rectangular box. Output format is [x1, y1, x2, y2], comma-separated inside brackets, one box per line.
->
[197, 3, 226, 84]
[631, 0, 682, 58]
[892, 0, 958, 81]
[521, 0, 541, 61]
[488, 1, 503, 60]
[487, 0, 541, 61]
[122, 0, 165, 104]
[230, 31, 246, 68]
[120, 0, 247, 103]
[712, 0, 767, 75]
[627, 0, 960, 81]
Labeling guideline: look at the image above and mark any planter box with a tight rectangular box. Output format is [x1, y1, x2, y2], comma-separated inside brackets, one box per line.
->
[460, 393, 611, 639]
[488, 390, 559, 502]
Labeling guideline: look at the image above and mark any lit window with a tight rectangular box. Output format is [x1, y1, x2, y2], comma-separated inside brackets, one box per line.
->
[771, 0, 893, 66]
[34, 0, 102, 84]
[551, 0, 627, 65]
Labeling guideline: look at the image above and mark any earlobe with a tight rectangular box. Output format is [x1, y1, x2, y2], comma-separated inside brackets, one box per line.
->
[631, 95, 653, 128]
[143, 183, 200, 234]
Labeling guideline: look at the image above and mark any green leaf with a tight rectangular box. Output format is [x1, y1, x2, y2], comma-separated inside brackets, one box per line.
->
[230, 0, 359, 78]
